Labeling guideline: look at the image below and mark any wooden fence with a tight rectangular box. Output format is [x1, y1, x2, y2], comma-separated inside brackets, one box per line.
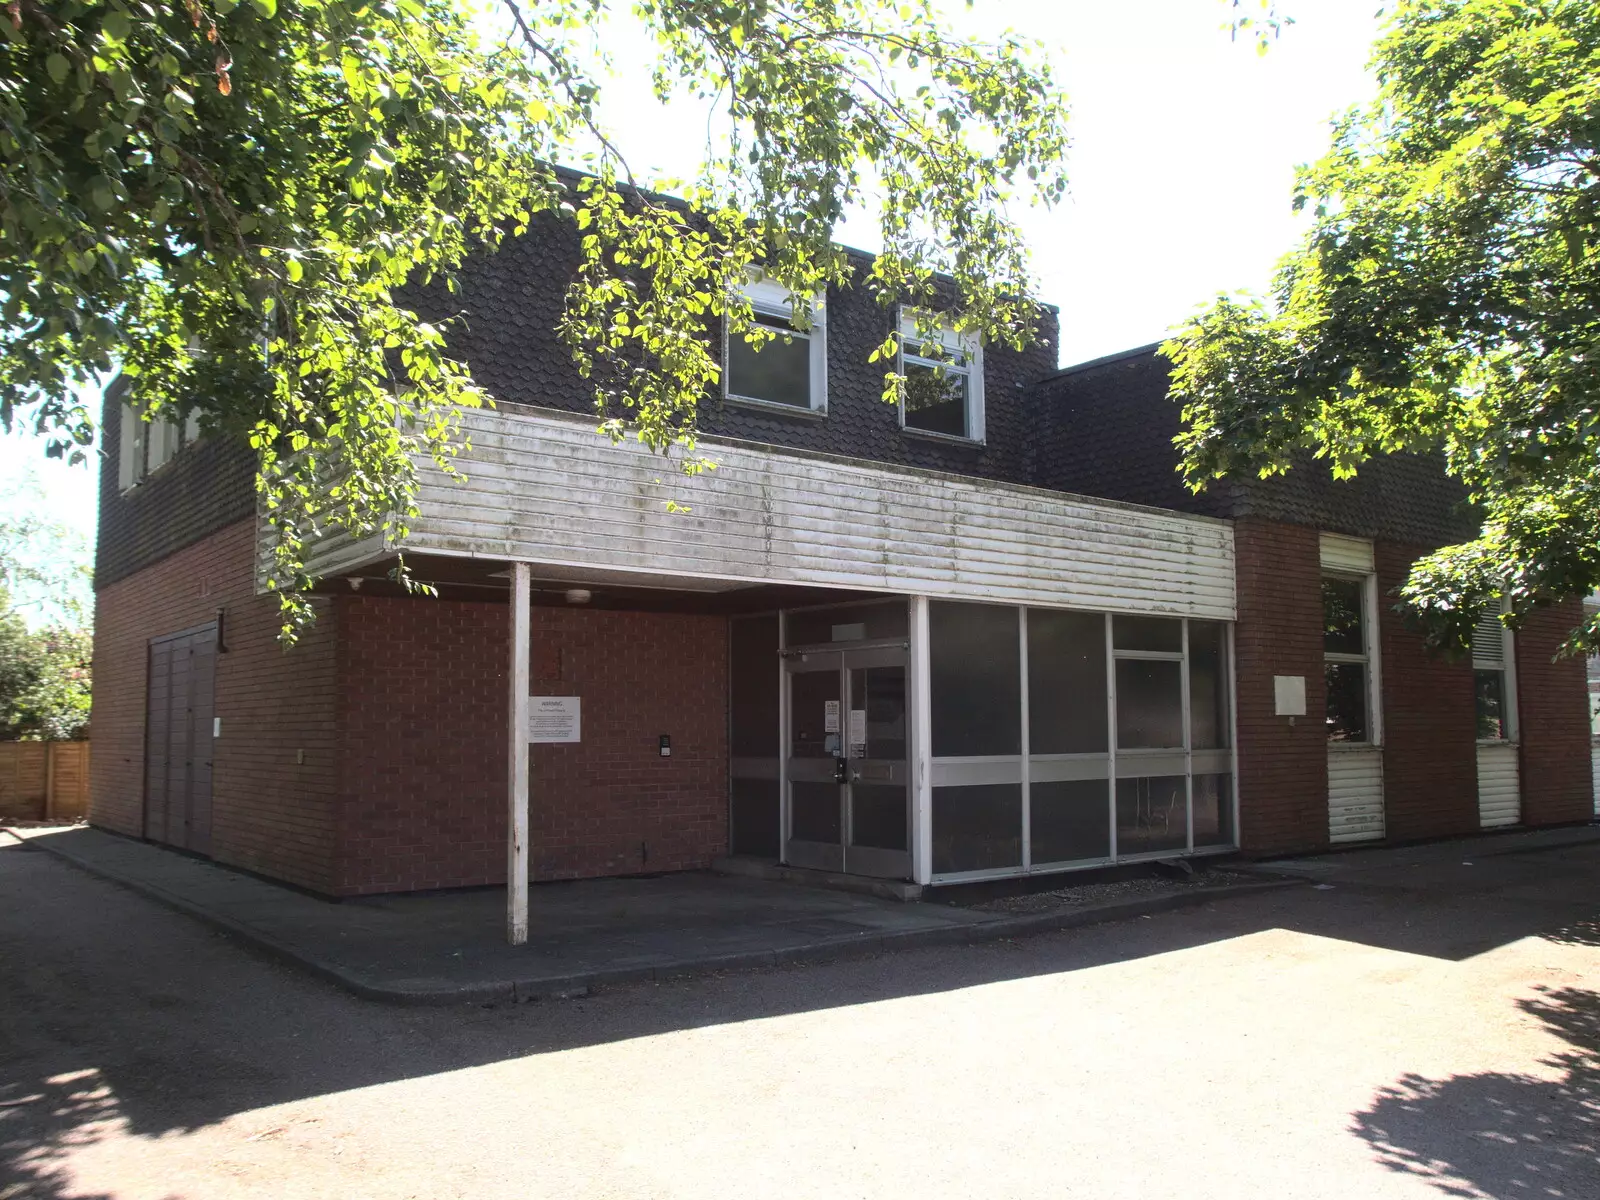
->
[0, 742, 91, 823]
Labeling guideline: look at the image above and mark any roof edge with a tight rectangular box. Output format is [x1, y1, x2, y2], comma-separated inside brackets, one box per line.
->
[1039, 341, 1165, 382]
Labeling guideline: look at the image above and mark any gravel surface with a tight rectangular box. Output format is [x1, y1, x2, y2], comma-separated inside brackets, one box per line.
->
[5, 834, 1600, 1200]
[968, 867, 1261, 914]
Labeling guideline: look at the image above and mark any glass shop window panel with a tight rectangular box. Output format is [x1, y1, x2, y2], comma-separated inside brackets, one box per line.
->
[730, 778, 781, 859]
[1115, 659, 1184, 749]
[786, 601, 908, 647]
[932, 783, 1022, 873]
[1323, 577, 1366, 655]
[930, 602, 1021, 757]
[1191, 774, 1234, 848]
[1112, 615, 1183, 654]
[1188, 620, 1230, 750]
[851, 664, 907, 761]
[727, 311, 812, 408]
[851, 785, 908, 852]
[1030, 779, 1111, 863]
[730, 615, 780, 757]
[1325, 662, 1369, 742]
[1116, 776, 1188, 855]
[903, 360, 970, 437]
[790, 781, 841, 843]
[1028, 609, 1109, 754]
[1475, 669, 1508, 740]
[790, 670, 842, 759]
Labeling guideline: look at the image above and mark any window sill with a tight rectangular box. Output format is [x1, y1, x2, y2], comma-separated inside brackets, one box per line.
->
[1328, 740, 1382, 750]
[901, 425, 985, 448]
[723, 394, 827, 421]
[1476, 738, 1519, 747]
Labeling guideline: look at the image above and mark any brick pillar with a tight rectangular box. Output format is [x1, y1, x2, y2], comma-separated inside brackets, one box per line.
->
[1233, 518, 1329, 855]
[1516, 598, 1594, 826]
[1374, 541, 1478, 841]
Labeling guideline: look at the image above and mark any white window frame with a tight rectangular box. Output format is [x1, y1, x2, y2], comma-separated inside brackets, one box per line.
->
[1319, 534, 1384, 749]
[897, 309, 984, 444]
[1471, 599, 1519, 744]
[118, 396, 198, 493]
[723, 275, 827, 414]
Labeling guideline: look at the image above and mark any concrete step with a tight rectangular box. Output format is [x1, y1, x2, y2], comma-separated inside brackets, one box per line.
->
[712, 856, 923, 902]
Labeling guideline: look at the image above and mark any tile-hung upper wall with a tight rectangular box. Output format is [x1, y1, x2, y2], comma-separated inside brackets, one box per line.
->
[406, 211, 1061, 489]
[1030, 346, 1482, 547]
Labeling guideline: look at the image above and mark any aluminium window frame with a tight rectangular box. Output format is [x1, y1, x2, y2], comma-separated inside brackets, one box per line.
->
[722, 275, 828, 415]
[896, 308, 985, 445]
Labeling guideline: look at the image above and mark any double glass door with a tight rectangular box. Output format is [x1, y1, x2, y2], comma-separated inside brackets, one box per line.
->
[784, 647, 910, 879]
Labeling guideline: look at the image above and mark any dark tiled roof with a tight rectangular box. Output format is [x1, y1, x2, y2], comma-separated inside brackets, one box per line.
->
[1029, 346, 1479, 547]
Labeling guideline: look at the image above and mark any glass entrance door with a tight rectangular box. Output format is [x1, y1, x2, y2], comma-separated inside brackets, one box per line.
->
[784, 647, 910, 879]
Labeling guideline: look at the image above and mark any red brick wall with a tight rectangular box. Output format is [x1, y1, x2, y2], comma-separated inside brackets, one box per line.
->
[90, 519, 341, 891]
[1232, 519, 1330, 855]
[1516, 598, 1594, 826]
[335, 596, 729, 894]
[1375, 542, 1478, 841]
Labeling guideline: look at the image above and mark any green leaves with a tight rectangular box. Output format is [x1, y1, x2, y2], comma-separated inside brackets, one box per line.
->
[1169, 0, 1600, 652]
[2, 0, 1064, 642]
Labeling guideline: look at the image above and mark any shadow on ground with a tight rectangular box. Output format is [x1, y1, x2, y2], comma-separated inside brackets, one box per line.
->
[4, 835, 1600, 1198]
[1352, 986, 1600, 1198]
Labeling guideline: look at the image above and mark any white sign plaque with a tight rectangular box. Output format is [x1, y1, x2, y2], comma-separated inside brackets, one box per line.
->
[529, 696, 581, 743]
[848, 707, 867, 750]
[824, 700, 841, 733]
[1273, 675, 1307, 718]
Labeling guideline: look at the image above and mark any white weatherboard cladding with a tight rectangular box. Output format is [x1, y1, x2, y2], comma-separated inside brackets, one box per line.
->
[1328, 747, 1385, 843]
[1320, 533, 1375, 574]
[1476, 742, 1520, 828]
[392, 409, 1236, 618]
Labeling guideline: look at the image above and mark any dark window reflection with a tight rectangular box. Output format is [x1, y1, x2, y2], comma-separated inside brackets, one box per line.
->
[1323, 578, 1366, 655]
[1115, 776, 1188, 855]
[1325, 662, 1368, 742]
[903, 360, 969, 436]
[929, 602, 1020, 757]
[1475, 669, 1507, 740]
[727, 312, 811, 407]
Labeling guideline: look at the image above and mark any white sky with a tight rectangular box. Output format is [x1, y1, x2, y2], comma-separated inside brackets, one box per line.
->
[0, 0, 1383, 562]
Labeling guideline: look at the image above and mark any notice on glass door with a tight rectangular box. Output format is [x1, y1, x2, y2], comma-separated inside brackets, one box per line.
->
[848, 708, 867, 754]
[824, 700, 840, 733]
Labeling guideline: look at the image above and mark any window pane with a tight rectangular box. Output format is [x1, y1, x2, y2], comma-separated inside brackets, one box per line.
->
[786, 601, 907, 647]
[730, 778, 780, 858]
[851, 665, 906, 761]
[1030, 779, 1110, 863]
[1116, 776, 1188, 855]
[851, 784, 907, 851]
[1323, 578, 1366, 655]
[1325, 662, 1368, 742]
[727, 319, 811, 407]
[730, 615, 779, 757]
[1475, 669, 1507, 740]
[930, 602, 1020, 757]
[1188, 620, 1230, 750]
[1112, 615, 1182, 653]
[903, 360, 969, 436]
[1192, 774, 1234, 847]
[932, 783, 1022, 873]
[790, 781, 841, 843]
[1028, 609, 1108, 754]
[1115, 659, 1184, 749]
[790, 669, 840, 759]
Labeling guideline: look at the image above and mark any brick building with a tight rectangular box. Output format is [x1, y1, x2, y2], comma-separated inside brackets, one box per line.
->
[90, 223, 1595, 907]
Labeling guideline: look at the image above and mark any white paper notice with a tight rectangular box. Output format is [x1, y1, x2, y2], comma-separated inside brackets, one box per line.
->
[528, 696, 581, 743]
[824, 700, 841, 733]
[848, 708, 867, 750]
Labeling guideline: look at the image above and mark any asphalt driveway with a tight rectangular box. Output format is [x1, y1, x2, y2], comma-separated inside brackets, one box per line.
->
[3, 830, 1598, 1199]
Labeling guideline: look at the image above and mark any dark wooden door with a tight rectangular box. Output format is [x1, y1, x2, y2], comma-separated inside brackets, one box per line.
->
[144, 625, 216, 855]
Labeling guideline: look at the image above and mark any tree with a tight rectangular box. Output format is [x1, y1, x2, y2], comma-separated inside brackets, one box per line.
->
[1, 0, 1068, 638]
[0, 505, 93, 740]
[1165, 0, 1600, 653]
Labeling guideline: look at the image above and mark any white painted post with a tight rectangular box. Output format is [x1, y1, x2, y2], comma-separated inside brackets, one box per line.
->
[508, 561, 531, 945]
[910, 596, 934, 886]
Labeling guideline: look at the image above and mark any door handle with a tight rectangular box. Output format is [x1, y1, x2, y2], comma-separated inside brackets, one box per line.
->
[833, 756, 848, 784]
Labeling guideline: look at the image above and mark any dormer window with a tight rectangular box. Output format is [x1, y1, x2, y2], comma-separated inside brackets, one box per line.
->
[724, 275, 827, 412]
[899, 311, 984, 441]
[117, 393, 201, 492]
